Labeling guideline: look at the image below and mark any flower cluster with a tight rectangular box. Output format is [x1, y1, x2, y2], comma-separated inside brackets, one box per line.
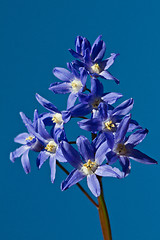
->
[10, 35, 157, 197]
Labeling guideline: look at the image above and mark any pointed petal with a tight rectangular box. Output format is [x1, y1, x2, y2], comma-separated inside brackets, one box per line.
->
[125, 128, 148, 147]
[104, 53, 119, 70]
[95, 165, 124, 178]
[76, 136, 94, 161]
[21, 149, 31, 174]
[10, 145, 29, 162]
[78, 118, 102, 132]
[91, 78, 103, 97]
[128, 149, 157, 164]
[98, 102, 108, 120]
[49, 155, 56, 183]
[36, 151, 49, 168]
[14, 133, 29, 144]
[87, 174, 100, 197]
[106, 151, 118, 164]
[61, 169, 85, 190]
[55, 148, 67, 163]
[94, 41, 106, 62]
[112, 98, 134, 117]
[68, 49, 83, 60]
[100, 70, 119, 84]
[67, 92, 77, 109]
[53, 67, 73, 81]
[115, 114, 131, 143]
[119, 156, 131, 177]
[69, 103, 92, 117]
[49, 82, 71, 94]
[101, 92, 123, 105]
[60, 141, 82, 169]
[36, 93, 60, 113]
[95, 140, 110, 165]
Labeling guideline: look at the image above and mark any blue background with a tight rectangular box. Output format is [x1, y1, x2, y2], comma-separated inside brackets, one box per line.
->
[1, 0, 160, 239]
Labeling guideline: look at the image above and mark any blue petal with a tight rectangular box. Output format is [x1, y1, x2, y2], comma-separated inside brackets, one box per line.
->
[49, 82, 71, 94]
[95, 165, 124, 178]
[98, 102, 108, 120]
[78, 118, 102, 132]
[101, 92, 123, 105]
[19, 112, 33, 132]
[61, 169, 85, 190]
[53, 67, 74, 81]
[14, 133, 29, 144]
[125, 128, 148, 147]
[49, 155, 56, 183]
[75, 36, 83, 54]
[87, 174, 100, 197]
[37, 119, 51, 140]
[128, 149, 157, 164]
[84, 48, 91, 64]
[10, 145, 29, 162]
[106, 151, 118, 164]
[119, 156, 131, 177]
[67, 92, 78, 109]
[76, 136, 94, 161]
[36, 151, 49, 168]
[112, 98, 134, 117]
[21, 149, 31, 174]
[100, 70, 119, 84]
[95, 140, 110, 165]
[128, 119, 142, 132]
[91, 78, 103, 97]
[81, 37, 91, 56]
[36, 93, 60, 113]
[68, 49, 84, 60]
[55, 148, 67, 163]
[60, 141, 82, 169]
[115, 114, 131, 144]
[61, 110, 71, 123]
[104, 53, 119, 70]
[94, 41, 106, 62]
[79, 67, 88, 86]
[90, 35, 102, 60]
[92, 132, 107, 151]
[69, 103, 92, 117]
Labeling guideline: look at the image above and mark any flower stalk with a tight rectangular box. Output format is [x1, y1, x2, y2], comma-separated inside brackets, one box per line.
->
[98, 177, 112, 240]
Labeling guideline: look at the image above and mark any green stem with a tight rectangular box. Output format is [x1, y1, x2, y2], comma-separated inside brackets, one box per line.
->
[97, 178, 112, 240]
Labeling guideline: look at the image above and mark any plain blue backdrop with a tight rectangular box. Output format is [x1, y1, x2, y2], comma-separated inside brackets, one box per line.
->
[1, 0, 160, 239]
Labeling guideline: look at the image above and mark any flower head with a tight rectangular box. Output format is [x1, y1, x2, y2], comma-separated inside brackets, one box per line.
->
[60, 135, 124, 197]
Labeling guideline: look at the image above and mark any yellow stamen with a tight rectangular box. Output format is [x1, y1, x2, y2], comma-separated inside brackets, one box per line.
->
[105, 120, 116, 131]
[82, 159, 98, 175]
[45, 140, 57, 153]
[25, 136, 33, 141]
[91, 63, 101, 74]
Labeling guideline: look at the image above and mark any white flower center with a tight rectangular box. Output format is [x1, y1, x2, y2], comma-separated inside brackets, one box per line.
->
[81, 159, 98, 175]
[45, 140, 57, 153]
[52, 113, 63, 124]
[115, 143, 127, 155]
[91, 63, 101, 74]
[71, 79, 83, 93]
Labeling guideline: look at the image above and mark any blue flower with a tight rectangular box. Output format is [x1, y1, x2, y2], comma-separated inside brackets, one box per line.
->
[69, 35, 119, 84]
[36, 93, 71, 131]
[49, 64, 88, 109]
[78, 99, 141, 133]
[69, 78, 122, 118]
[105, 114, 157, 176]
[60, 135, 124, 197]
[10, 110, 44, 174]
[28, 118, 67, 183]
